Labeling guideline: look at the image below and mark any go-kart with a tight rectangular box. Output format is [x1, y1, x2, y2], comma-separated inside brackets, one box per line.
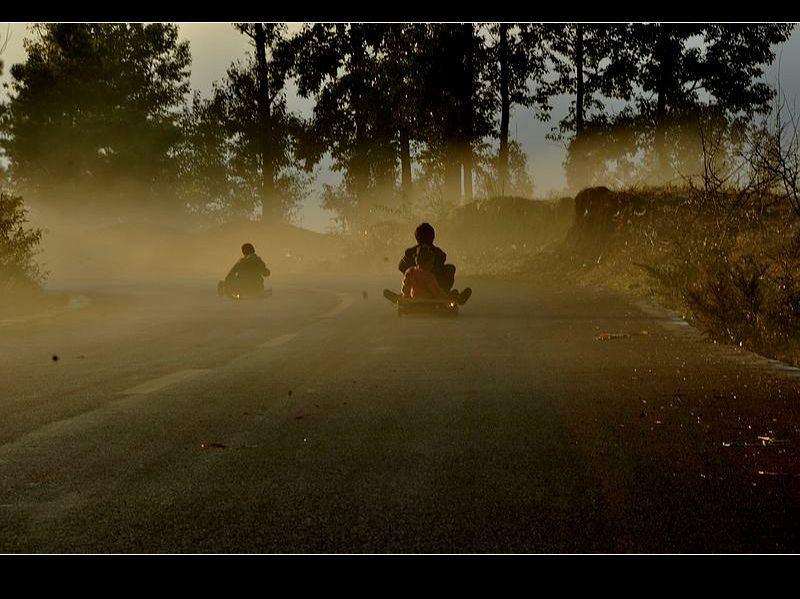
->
[218, 280, 272, 300]
[229, 288, 272, 300]
[383, 289, 459, 317]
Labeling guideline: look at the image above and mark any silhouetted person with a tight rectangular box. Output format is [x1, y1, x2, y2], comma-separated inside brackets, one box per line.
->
[384, 244, 471, 305]
[397, 222, 471, 304]
[218, 243, 271, 298]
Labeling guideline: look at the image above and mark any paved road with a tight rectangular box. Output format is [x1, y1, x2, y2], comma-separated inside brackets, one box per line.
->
[1, 272, 800, 553]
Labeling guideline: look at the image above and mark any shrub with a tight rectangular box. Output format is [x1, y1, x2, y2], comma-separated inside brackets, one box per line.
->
[0, 191, 45, 293]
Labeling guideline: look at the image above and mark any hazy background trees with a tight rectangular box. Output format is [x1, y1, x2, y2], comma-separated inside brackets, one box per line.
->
[175, 23, 309, 224]
[0, 23, 191, 219]
[0, 22, 795, 232]
[550, 23, 795, 190]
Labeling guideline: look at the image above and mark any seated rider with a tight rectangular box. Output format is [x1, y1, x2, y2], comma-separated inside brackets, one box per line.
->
[384, 244, 469, 305]
[398, 222, 471, 304]
[218, 242, 271, 298]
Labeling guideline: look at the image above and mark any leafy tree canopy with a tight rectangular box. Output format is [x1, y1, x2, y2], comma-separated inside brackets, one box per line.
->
[0, 23, 191, 210]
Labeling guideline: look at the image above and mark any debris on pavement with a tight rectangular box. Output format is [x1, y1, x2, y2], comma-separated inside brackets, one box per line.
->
[595, 332, 630, 341]
[200, 442, 226, 449]
[722, 436, 790, 448]
[758, 436, 789, 446]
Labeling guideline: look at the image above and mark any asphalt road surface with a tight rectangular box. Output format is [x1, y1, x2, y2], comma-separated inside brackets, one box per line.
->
[2, 272, 800, 554]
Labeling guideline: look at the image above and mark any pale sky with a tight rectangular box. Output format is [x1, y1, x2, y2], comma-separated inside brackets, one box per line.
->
[2, 22, 799, 232]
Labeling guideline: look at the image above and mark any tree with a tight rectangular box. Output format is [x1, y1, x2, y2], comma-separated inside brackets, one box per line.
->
[220, 57, 309, 222]
[544, 23, 639, 191]
[498, 23, 510, 193]
[484, 23, 552, 196]
[176, 23, 309, 221]
[543, 23, 793, 189]
[376, 23, 429, 201]
[230, 23, 306, 222]
[628, 23, 793, 185]
[292, 23, 404, 227]
[411, 24, 496, 206]
[175, 58, 310, 223]
[0, 191, 44, 291]
[174, 89, 242, 221]
[0, 23, 191, 214]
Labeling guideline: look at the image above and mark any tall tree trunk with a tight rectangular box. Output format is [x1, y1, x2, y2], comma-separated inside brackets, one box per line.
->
[441, 26, 464, 205]
[462, 152, 473, 202]
[350, 26, 370, 212]
[461, 24, 474, 203]
[253, 23, 274, 220]
[399, 124, 412, 199]
[655, 25, 670, 181]
[498, 23, 510, 197]
[444, 153, 461, 203]
[569, 23, 587, 192]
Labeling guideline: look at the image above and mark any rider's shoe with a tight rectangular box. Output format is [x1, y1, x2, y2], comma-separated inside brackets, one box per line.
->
[383, 289, 400, 303]
[217, 281, 225, 297]
[458, 287, 472, 305]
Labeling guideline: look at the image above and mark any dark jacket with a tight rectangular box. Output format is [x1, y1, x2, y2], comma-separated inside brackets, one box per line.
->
[225, 253, 270, 295]
[398, 244, 447, 274]
[398, 244, 453, 292]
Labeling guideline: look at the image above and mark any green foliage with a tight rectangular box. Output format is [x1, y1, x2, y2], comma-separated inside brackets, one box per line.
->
[291, 23, 501, 224]
[484, 24, 553, 117]
[0, 23, 190, 209]
[175, 24, 310, 223]
[292, 24, 406, 199]
[545, 23, 639, 131]
[474, 140, 534, 198]
[0, 21, 795, 236]
[0, 191, 44, 290]
[174, 90, 243, 220]
[548, 23, 794, 191]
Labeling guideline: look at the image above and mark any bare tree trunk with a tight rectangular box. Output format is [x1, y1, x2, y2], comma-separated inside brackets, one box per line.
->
[498, 23, 510, 196]
[462, 151, 473, 202]
[253, 23, 274, 221]
[569, 23, 587, 192]
[444, 148, 461, 204]
[461, 23, 474, 203]
[350, 26, 370, 211]
[399, 125, 412, 199]
[655, 26, 670, 181]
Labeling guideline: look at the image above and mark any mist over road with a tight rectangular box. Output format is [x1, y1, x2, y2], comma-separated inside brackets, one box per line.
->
[2, 273, 800, 553]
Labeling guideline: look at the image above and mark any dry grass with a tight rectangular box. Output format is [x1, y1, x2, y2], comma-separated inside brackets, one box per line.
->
[539, 185, 800, 368]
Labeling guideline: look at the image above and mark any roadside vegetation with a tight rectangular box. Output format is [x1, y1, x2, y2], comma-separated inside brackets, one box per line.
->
[531, 102, 800, 368]
[0, 190, 62, 317]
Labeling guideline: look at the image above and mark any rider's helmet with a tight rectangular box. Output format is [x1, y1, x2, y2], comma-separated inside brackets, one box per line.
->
[414, 222, 435, 246]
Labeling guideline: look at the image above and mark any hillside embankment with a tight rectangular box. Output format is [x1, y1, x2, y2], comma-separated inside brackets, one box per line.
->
[526, 186, 800, 369]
